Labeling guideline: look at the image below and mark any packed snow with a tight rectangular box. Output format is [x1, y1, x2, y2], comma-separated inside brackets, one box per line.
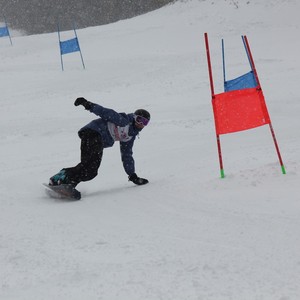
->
[1, 0, 299, 299]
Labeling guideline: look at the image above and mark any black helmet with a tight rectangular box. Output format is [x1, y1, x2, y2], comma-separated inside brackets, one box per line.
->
[134, 109, 150, 121]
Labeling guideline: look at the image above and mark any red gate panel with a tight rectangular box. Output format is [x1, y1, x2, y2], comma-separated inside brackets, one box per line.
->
[212, 87, 270, 135]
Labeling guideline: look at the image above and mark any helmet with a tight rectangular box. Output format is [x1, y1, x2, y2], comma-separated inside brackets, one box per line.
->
[134, 109, 151, 121]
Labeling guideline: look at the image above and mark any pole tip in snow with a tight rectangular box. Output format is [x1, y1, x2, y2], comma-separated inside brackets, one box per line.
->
[281, 165, 286, 174]
[220, 169, 225, 178]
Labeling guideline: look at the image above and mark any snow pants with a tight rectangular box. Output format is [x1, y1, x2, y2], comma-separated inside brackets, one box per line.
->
[64, 128, 103, 186]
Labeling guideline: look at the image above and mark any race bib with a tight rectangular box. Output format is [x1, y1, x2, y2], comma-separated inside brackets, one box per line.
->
[107, 122, 133, 142]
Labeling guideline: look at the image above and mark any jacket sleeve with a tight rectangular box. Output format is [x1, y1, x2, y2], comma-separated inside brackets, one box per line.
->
[90, 104, 129, 127]
[120, 138, 135, 176]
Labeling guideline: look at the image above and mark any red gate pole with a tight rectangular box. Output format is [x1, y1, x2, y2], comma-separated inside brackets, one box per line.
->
[244, 36, 286, 174]
[204, 33, 225, 178]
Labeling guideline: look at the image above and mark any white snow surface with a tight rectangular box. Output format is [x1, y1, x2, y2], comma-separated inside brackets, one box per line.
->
[1, 0, 300, 299]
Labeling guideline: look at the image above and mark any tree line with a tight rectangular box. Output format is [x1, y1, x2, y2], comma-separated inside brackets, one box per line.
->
[1, 0, 175, 35]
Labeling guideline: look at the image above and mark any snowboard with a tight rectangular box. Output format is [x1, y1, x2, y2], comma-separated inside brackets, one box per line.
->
[43, 183, 81, 200]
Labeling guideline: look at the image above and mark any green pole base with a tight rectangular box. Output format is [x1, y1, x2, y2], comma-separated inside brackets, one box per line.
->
[220, 169, 225, 178]
[281, 165, 286, 174]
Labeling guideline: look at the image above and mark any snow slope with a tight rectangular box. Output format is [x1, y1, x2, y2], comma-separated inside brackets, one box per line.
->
[1, 0, 300, 299]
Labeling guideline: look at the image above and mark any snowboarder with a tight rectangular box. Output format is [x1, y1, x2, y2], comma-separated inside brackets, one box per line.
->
[49, 97, 150, 191]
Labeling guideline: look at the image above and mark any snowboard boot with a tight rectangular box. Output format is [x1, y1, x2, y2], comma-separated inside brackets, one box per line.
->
[49, 169, 78, 188]
[49, 169, 69, 186]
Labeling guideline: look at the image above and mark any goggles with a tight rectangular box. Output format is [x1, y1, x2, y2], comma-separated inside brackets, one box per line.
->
[134, 114, 149, 126]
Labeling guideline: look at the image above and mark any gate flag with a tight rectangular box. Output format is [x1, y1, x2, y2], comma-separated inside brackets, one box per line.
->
[0, 26, 9, 37]
[0, 20, 12, 45]
[213, 88, 270, 135]
[60, 37, 80, 55]
[204, 33, 285, 178]
[224, 71, 257, 92]
[58, 23, 85, 71]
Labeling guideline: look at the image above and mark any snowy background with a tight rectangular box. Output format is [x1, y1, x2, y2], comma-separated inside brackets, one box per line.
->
[1, 0, 300, 299]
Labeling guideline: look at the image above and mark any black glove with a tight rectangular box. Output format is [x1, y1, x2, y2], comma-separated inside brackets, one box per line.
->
[128, 173, 149, 185]
[74, 97, 93, 110]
